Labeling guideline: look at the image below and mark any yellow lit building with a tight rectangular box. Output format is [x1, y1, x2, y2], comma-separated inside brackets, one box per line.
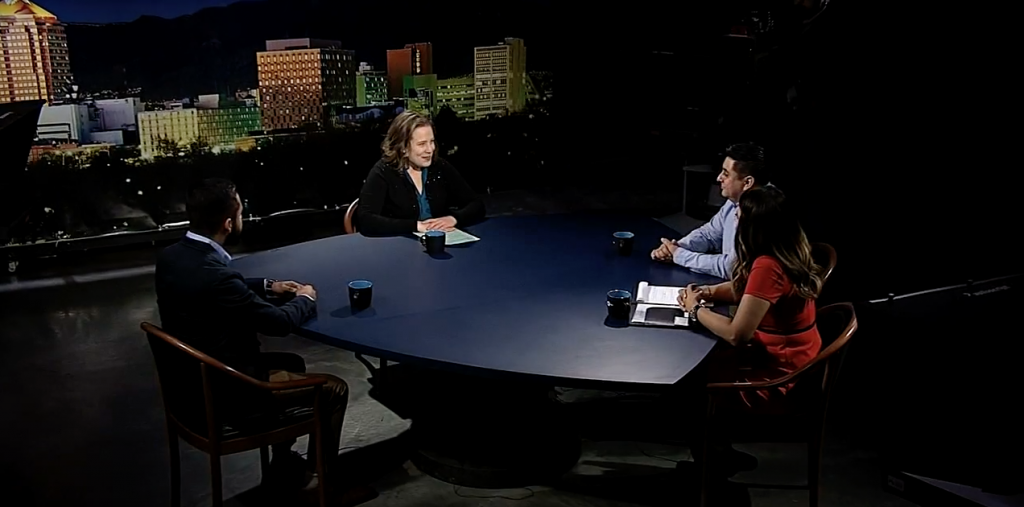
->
[0, 1, 74, 104]
[436, 75, 475, 119]
[473, 38, 527, 119]
[138, 108, 199, 159]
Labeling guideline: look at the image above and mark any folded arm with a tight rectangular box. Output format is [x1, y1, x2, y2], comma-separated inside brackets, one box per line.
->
[215, 272, 316, 337]
[672, 249, 733, 280]
[676, 204, 729, 254]
[356, 169, 419, 236]
[695, 294, 771, 346]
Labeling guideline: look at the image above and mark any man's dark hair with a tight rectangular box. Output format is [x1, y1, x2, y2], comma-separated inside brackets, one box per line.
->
[725, 143, 769, 184]
[187, 178, 239, 235]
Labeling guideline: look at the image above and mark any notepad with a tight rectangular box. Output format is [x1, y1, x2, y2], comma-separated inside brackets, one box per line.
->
[631, 281, 691, 328]
[413, 228, 480, 246]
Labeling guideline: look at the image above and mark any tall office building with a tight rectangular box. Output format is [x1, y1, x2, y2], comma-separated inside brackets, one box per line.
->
[197, 106, 261, 153]
[257, 38, 356, 131]
[435, 75, 474, 119]
[386, 42, 432, 99]
[356, 62, 387, 106]
[0, 1, 73, 104]
[138, 108, 199, 159]
[473, 38, 526, 120]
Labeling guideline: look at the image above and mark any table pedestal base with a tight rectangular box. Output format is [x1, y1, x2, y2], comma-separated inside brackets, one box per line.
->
[408, 402, 582, 489]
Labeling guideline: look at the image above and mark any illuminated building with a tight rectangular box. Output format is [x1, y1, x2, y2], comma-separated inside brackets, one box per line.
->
[403, 74, 436, 116]
[386, 42, 432, 99]
[473, 38, 527, 119]
[138, 108, 199, 159]
[0, 1, 73, 104]
[436, 75, 475, 119]
[356, 62, 387, 106]
[197, 105, 261, 153]
[257, 38, 356, 131]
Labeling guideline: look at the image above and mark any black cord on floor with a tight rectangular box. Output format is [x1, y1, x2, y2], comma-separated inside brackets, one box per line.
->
[452, 484, 535, 500]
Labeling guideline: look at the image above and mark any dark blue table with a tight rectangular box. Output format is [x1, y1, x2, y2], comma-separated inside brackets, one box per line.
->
[232, 213, 725, 391]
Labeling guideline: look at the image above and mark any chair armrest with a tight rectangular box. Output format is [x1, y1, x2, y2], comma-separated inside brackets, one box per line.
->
[263, 377, 328, 391]
[142, 322, 329, 392]
[706, 369, 804, 392]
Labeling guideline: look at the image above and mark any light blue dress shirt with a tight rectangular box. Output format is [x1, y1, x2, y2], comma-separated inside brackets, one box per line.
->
[185, 230, 232, 264]
[672, 200, 737, 280]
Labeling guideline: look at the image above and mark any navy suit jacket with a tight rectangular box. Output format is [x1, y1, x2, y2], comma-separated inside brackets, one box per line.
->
[154, 236, 316, 375]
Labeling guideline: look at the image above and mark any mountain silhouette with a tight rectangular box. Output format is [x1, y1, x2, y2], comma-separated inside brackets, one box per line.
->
[64, 0, 555, 100]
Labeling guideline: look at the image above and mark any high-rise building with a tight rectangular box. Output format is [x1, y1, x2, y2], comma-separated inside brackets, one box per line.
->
[138, 109, 199, 159]
[356, 63, 387, 106]
[257, 38, 356, 131]
[436, 75, 475, 119]
[0, 1, 74, 104]
[473, 38, 527, 120]
[386, 42, 432, 99]
[197, 105, 261, 153]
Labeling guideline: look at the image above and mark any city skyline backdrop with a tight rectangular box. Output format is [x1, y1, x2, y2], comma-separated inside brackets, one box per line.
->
[29, 0, 237, 23]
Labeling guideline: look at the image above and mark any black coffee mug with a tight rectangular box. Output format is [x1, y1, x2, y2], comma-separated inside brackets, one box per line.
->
[421, 230, 445, 254]
[613, 231, 634, 256]
[607, 289, 632, 320]
[348, 280, 373, 311]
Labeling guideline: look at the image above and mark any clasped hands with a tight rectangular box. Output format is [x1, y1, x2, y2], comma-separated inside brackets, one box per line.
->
[676, 284, 708, 313]
[651, 237, 680, 262]
[271, 280, 317, 300]
[417, 215, 458, 232]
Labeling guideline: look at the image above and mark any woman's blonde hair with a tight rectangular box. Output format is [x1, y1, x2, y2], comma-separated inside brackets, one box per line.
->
[381, 110, 434, 170]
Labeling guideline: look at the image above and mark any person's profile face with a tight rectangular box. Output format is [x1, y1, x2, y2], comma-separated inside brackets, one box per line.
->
[718, 157, 749, 203]
[226, 193, 244, 241]
[407, 126, 435, 169]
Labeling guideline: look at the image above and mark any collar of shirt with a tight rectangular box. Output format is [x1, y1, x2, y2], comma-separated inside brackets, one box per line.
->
[185, 231, 232, 264]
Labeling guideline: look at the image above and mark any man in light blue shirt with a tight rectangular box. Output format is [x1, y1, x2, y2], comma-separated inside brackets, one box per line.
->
[652, 143, 770, 280]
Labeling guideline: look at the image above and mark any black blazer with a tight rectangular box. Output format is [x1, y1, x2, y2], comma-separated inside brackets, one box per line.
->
[154, 236, 316, 373]
[356, 157, 485, 236]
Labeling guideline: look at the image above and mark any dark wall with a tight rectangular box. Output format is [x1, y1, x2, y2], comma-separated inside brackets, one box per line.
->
[558, 2, 1018, 302]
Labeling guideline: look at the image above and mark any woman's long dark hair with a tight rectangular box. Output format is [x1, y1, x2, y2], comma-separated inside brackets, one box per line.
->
[732, 186, 823, 299]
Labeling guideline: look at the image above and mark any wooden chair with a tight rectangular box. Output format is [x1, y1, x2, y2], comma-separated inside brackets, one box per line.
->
[811, 242, 837, 285]
[699, 302, 859, 507]
[343, 199, 358, 234]
[142, 323, 333, 507]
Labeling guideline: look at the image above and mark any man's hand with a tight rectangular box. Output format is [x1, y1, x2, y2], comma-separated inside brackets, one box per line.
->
[651, 238, 679, 262]
[270, 280, 303, 295]
[295, 284, 317, 301]
[422, 216, 458, 232]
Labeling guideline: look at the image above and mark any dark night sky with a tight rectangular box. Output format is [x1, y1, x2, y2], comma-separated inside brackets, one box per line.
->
[41, 0, 236, 23]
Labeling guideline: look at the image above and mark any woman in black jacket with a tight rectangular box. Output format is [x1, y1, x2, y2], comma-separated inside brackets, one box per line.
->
[356, 111, 485, 236]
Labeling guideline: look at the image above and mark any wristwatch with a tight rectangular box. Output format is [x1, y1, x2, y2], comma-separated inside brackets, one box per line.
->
[690, 301, 706, 322]
[265, 279, 277, 296]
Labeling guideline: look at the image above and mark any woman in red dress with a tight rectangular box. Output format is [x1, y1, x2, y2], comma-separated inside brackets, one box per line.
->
[677, 185, 825, 471]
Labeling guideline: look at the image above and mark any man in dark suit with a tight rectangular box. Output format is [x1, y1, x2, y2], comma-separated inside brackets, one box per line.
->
[155, 178, 347, 490]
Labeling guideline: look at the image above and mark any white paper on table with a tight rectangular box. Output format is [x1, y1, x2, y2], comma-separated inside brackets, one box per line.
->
[636, 281, 687, 306]
[413, 228, 480, 246]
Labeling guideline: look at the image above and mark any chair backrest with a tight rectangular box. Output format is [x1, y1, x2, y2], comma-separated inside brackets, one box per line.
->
[811, 242, 837, 285]
[142, 322, 258, 440]
[787, 303, 857, 411]
[343, 199, 358, 234]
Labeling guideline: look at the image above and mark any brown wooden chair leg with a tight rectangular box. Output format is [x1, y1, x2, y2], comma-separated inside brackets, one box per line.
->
[699, 395, 714, 507]
[259, 446, 270, 484]
[808, 436, 823, 507]
[168, 429, 181, 507]
[210, 453, 223, 507]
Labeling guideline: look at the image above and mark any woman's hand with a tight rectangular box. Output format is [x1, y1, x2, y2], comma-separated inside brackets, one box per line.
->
[422, 216, 457, 232]
[677, 286, 702, 313]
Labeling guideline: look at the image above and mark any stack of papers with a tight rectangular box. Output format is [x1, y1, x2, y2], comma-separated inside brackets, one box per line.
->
[413, 228, 480, 246]
[631, 281, 691, 327]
